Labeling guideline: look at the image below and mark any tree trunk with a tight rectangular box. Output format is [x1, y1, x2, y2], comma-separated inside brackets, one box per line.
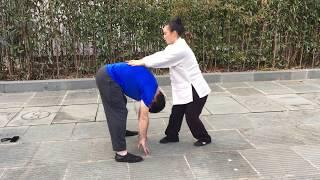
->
[299, 46, 303, 68]
[272, 31, 278, 68]
[312, 50, 316, 68]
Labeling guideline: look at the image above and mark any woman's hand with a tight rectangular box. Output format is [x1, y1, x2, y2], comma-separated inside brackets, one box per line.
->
[127, 60, 145, 66]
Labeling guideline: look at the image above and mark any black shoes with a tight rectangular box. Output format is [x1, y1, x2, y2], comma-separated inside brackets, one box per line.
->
[159, 136, 212, 146]
[194, 138, 211, 147]
[1, 136, 19, 143]
[159, 136, 179, 144]
[115, 152, 143, 163]
[125, 130, 138, 137]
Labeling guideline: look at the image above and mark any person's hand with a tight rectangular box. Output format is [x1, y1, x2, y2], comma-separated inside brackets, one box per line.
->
[127, 60, 145, 66]
[138, 137, 150, 155]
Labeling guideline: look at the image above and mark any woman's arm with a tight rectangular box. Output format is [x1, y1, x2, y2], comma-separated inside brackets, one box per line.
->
[127, 46, 184, 68]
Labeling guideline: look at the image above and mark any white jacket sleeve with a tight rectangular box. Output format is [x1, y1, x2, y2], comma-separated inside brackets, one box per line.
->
[142, 46, 184, 68]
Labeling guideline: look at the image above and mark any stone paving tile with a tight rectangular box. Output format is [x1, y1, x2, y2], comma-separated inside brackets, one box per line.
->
[30, 140, 94, 166]
[306, 79, 320, 84]
[65, 89, 98, 99]
[209, 84, 225, 92]
[127, 118, 166, 136]
[209, 93, 233, 98]
[204, 114, 253, 130]
[65, 160, 129, 180]
[206, 96, 249, 114]
[90, 138, 114, 161]
[0, 165, 67, 180]
[22, 124, 75, 142]
[95, 104, 107, 121]
[283, 174, 320, 180]
[268, 94, 319, 110]
[299, 93, 320, 105]
[0, 92, 34, 101]
[204, 130, 255, 152]
[244, 111, 301, 128]
[278, 80, 320, 93]
[292, 84, 320, 93]
[0, 102, 24, 109]
[294, 124, 320, 145]
[306, 79, 320, 88]
[96, 103, 138, 121]
[7, 106, 61, 126]
[291, 109, 320, 125]
[129, 155, 194, 180]
[292, 145, 320, 169]
[206, 111, 306, 131]
[62, 99, 98, 106]
[95, 110, 106, 121]
[227, 88, 264, 96]
[71, 122, 109, 139]
[247, 81, 296, 95]
[0, 143, 40, 168]
[239, 126, 307, 148]
[0, 93, 34, 109]
[33, 91, 66, 98]
[217, 82, 250, 89]
[186, 151, 259, 179]
[97, 95, 102, 104]
[62, 89, 98, 105]
[277, 80, 309, 86]
[161, 116, 214, 135]
[244, 123, 320, 146]
[25, 96, 64, 107]
[201, 107, 212, 116]
[233, 95, 287, 112]
[32, 139, 113, 164]
[0, 108, 21, 127]
[53, 104, 98, 123]
[240, 148, 319, 178]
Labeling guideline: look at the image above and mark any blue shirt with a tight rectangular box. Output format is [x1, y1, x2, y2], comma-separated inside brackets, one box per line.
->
[105, 62, 158, 107]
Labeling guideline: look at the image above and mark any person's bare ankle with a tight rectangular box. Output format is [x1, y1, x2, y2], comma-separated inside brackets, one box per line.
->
[116, 150, 127, 156]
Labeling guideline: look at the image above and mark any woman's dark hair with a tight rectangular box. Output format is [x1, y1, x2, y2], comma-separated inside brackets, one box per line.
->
[149, 91, 166, 113]
[167, 17, 185, 36]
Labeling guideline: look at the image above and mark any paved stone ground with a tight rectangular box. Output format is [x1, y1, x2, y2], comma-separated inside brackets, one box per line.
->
[1, 79, 320, 179]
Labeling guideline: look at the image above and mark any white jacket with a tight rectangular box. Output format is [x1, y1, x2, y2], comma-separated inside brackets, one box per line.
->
[142, 38, 211, 105]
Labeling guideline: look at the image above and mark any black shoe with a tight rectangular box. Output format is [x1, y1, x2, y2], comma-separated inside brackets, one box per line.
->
[125, 130, 138, 137]
[159, 136, 179, 144]
[194, 138, 211, 147]
[1, 136, 19, 143]
[115, 152, 143, 163]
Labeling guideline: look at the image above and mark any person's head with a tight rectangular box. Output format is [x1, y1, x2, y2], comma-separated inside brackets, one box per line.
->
[149, 88, 166, 113]
[162, 17, 185, 45]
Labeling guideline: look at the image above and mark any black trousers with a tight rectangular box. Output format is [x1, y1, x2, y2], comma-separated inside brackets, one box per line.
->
[165, 86, 211, 141]
[96, 66, 128, 151]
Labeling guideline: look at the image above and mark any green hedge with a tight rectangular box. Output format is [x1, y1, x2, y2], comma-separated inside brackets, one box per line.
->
[0, 0, 319, 80]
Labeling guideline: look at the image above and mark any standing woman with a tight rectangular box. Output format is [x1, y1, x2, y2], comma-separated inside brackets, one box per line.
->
[128, 17, 211, 146]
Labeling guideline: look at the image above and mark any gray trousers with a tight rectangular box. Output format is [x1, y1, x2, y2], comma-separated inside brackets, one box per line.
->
[95, 66, 128, 151]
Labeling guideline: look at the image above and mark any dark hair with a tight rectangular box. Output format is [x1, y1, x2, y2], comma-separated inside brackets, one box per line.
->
[167, 17, 185, 36]
[149, 91, 166, 113]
